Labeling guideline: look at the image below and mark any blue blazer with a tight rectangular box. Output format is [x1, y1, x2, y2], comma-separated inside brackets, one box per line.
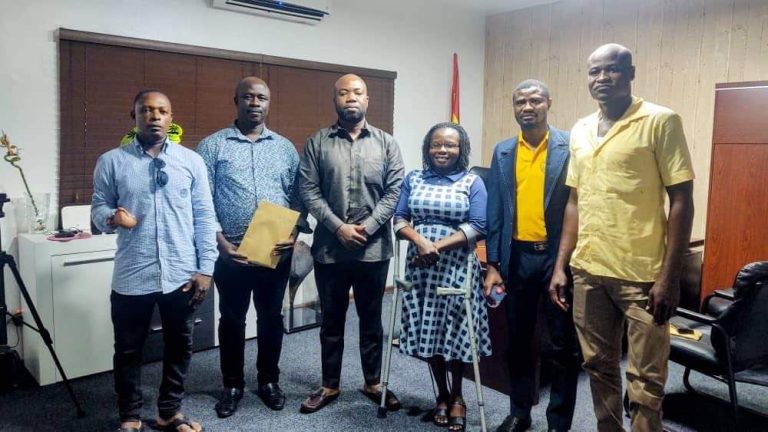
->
[486, 127, 571, 281]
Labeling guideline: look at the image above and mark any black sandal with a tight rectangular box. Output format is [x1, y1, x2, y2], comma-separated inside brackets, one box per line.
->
[448, 399, 466, 432]
[433, 398, 449, 427]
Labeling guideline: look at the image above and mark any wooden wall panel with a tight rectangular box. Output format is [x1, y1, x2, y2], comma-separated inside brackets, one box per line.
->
[482, 0, 768, 238]
[482, 14, 505, 163]
[550, 0, 582, 137]
[743, 0, 768, 79]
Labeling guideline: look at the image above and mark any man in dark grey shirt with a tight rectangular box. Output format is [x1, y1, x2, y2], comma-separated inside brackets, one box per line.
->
[298, 73, 404, 414]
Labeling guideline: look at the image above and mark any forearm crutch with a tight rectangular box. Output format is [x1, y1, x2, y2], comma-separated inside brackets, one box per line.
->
[436, 252, 487, 432]
[378, 239, 412, 418]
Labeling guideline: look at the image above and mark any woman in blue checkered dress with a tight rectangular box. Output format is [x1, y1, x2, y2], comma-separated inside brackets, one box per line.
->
[393, 122, 491, 431]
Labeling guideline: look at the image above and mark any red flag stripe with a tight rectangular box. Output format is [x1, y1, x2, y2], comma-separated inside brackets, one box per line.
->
[451, 53, 460, 124]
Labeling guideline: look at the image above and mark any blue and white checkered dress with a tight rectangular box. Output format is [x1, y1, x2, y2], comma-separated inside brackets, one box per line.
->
[399, 171, 492, 362]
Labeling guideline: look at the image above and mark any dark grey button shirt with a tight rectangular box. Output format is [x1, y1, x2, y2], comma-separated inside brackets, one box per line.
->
[299, 123, 404, 263]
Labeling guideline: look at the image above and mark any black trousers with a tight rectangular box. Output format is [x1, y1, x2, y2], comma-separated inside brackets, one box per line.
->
[215, 257, 290, 389]
[505, 243, 580, 431]
[111, 288, 196, 422]
[314, 260, 389, 389]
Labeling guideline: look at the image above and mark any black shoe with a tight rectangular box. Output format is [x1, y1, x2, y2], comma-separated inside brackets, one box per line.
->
[215, 387, 244, 418]
[496, 415, 532, 432]
[257, 382, 286, 411]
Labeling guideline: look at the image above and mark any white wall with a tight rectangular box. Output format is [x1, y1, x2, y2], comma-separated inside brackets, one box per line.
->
[0, 0, 486, 346]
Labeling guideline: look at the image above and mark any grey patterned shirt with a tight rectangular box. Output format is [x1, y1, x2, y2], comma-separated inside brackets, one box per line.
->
[196, 124, 300, 244]
[299, 122, 404, 263]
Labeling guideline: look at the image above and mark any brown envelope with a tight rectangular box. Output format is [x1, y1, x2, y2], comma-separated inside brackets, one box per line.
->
[237, 201, 300, 269]
[669, 323, 703, 341]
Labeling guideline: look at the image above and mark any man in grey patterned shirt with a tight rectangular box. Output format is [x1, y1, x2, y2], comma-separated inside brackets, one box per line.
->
[197, 77, 301, 416]
[299, 74, 405, 414]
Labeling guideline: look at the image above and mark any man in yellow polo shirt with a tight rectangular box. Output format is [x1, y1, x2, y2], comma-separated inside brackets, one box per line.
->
[485, 79, 579, 432]
[549, 44, 694, 432]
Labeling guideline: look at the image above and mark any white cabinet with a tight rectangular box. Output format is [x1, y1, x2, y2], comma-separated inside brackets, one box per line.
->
[50, 252, 116, 381]
[16, 232, 316, 385]
[18, 234, 117, 385]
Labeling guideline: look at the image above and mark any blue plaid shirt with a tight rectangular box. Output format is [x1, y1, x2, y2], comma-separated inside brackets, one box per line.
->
[91, 138, 218, 295]
[196, 125, 300, 244]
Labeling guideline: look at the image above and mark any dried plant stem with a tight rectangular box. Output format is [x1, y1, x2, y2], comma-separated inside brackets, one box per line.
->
[1, 131, 41, 221]
[11, 162, 39, 217]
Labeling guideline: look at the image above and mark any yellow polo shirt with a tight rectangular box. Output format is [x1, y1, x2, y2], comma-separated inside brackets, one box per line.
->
[566, 97, 694, 282]
[515, 131, 548, 241]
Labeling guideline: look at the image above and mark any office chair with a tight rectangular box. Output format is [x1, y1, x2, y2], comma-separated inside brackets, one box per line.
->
[668, 261, 768, 422]
[469, 166, 490, 185]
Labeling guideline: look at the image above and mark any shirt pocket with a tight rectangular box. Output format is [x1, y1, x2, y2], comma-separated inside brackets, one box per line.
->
[217, 154, 249, 186]
[363, 159, 384, 185]
[164, 167, 194, 210]
[599, 146, 653, 194]
[177, 187, 190, 199]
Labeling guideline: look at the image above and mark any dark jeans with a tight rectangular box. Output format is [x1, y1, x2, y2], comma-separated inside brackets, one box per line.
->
[506, 244, 580, 431]
[215, 257, 290, 389]
[314, 260, 389, 389]
[111, 288, 196, 422]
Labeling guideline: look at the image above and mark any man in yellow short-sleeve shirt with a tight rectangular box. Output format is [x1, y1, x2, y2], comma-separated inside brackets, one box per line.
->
[549, 44, 694, 432]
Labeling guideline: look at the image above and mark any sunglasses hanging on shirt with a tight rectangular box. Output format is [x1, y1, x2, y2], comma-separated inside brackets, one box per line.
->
[152, 157, 168, 187]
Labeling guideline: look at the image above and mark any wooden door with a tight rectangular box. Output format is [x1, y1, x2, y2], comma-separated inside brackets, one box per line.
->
[701, 82, 768, 302]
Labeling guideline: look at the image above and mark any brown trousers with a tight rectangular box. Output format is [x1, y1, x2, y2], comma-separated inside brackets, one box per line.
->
[572, 268, 670, 432]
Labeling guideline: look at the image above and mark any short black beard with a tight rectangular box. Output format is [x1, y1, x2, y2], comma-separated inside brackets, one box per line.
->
[337, 107, 364, 124]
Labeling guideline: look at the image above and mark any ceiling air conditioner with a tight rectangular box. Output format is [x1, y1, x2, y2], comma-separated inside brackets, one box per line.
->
[211, 0, 331, 24]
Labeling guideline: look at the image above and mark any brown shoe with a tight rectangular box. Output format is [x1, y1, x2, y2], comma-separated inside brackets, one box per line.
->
[300, 388, 340, 414]
[359, 387, 401, 411]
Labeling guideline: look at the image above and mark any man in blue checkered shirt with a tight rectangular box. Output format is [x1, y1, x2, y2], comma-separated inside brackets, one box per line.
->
[197, 77, 303, 417]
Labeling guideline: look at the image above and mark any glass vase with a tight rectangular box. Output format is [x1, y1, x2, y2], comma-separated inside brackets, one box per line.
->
[25, 192, 50, 234]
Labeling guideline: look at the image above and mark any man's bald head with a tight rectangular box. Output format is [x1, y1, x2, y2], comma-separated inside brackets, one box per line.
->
[333, 73, 369, 125]
[587, 43, 635, 103]
[334, 74, 367, 95]
[235, 76, 269, 99]
[234, 76, 271, 129]
[588, 43, 633, 69]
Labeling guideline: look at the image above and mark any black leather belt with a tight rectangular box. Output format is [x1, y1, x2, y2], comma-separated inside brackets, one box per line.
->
[513, 239, 549, 252]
